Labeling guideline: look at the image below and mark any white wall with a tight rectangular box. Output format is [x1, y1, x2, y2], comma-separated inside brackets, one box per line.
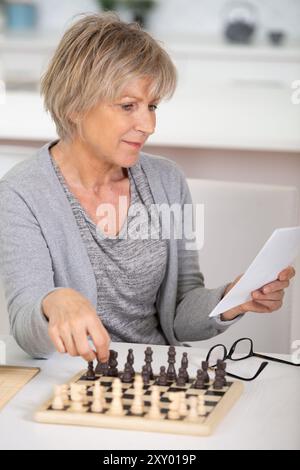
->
[32, 0, 300, 40]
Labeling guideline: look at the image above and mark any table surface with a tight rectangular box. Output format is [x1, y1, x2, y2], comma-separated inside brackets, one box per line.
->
[0, 335, 299, 450]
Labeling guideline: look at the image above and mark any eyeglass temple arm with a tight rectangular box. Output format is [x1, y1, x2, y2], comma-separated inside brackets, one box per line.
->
[253, 352, 300, 366]
[225, 361, 269, 381]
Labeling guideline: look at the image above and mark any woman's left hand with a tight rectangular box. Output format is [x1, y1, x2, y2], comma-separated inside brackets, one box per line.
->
[220, 266, 296, 321]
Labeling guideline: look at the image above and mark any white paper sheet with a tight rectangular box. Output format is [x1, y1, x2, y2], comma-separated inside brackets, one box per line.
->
[209, 226, 300, 318]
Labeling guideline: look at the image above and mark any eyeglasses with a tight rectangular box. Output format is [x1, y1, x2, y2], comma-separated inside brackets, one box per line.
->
[204, 337, 300, 382]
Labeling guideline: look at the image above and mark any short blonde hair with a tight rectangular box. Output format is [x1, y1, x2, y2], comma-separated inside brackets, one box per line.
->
[40, 12, 178, 141]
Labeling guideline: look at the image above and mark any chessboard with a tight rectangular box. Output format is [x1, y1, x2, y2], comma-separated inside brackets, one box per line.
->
[0, 365, 40, 411]
[35, 348, 243, 436]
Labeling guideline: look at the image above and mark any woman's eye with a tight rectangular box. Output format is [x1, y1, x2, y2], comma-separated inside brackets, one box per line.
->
[121, 104, 134, 111]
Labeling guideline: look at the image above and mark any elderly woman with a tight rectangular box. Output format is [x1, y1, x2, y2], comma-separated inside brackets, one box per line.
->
[0, 13, 295, 363]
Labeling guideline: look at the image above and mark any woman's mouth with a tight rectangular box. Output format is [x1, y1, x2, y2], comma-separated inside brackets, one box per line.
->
[123, 141, 143, 149]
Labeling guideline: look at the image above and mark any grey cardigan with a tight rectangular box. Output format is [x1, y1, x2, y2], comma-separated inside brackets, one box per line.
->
[0, 142, 234, 358]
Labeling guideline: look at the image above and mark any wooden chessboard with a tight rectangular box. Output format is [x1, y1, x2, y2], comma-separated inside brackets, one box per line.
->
[35, 370, 244, 436]
[0, 365, 40, 411]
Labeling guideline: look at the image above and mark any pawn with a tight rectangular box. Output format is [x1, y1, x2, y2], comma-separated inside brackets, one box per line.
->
[168, 392, 180, 420]
[146, 386, 162, 420]
[178, 392, 188, 418]
[193, 369, 206, 389]
[61, 384, 69, 405]
[201, 361, 210, 384]
[187, 396, 198, 422]
[197, 394, 206, 417]
[108, 378, 124, 416]
[176, 367, 187, 387]
[141, 365, 150, 385]
[91, 382, 105, 413]
[157, 366, 168, 386]
[131, 376, 144, 415]
[86, 361, 95, 380]
[122, 362, 134, 383]
[51, 385, 64, 410]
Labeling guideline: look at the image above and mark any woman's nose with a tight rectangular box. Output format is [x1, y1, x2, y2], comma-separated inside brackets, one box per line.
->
[135, 111, 156, 135]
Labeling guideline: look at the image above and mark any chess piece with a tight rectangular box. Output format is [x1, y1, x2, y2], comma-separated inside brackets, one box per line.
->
[144, 347, 154, 380]
[193, 369, 206, 389]
[51, 385, 64, 410]
[176, 367, 187, 387]
[197, 394, 206, 417]
[157, 366, 168, 386]
[131, 375, 144, 415]
[181, 352, 189, 382]
[86, 361, 95, 380]
[201, 361, 210, 384]
[122, 362, 134, 383]
[91, 383, 105, 413]
[108, 350, 119, 377]
[108, 378, 124, 416]
[168, 392, 180, 420]
[141, 365, 150, 385]
[127, 348, 135, 376]
[146, 385, 162, 420]
[217, 360, 227, 386]
[167, 346, 177, 381]
[178, 391, 188, 418]
[187, 396, 198, 421]
[70, 383, 85, 412]
[95, 360, 109, 376]
[61, 384, 69, 405]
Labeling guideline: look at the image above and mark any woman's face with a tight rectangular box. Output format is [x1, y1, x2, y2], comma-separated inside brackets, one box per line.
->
[76, 76, 159, 168]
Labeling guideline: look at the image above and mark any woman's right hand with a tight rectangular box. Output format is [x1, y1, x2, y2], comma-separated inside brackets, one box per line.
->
[42, 288, 110, 363]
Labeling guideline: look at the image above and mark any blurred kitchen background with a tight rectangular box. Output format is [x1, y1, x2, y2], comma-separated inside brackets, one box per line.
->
[0, 0, 300, 354]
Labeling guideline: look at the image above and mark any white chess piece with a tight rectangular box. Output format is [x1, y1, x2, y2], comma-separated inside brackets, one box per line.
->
[70, 383, 85, 412]
[197, 394, 206, 417]
[187, 396, 198, 421]
[91, 382, 105, 413]
[168, 392, 180, 420]
[51, 385, 64, 410]
[146, 385, 162, 420]
[178, 391, 188, 417]
[131, 375, 144, 415]
[108, 378, 124, 416]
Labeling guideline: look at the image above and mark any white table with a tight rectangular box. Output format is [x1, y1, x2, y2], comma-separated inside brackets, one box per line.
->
[0, 335, 299, 450]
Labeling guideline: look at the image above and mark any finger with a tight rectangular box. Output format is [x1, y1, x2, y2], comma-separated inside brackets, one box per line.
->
[259, 280, 289, 294]
[249, 299, 283, 312]
[252, 290, 284, 301]
[72, 328, 97, 362]
[88, 319, 110, 363]
[278, 266, 296, 281]
[48, 328, 66, 354]
[60, 330, 79, 357]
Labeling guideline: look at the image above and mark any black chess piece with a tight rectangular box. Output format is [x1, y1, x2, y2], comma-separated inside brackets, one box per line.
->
[176, 367, 187, 387]
[167, 346, 177, 381]
[108, 350, 119, 377]
[157, 366, 168, 386]
[194, 369, 206, 389]
[127, 348, 135, 376]
[144, 347, 154, 380]
[122, 362, 133, 383]
[181, 352, 189, 382]
[141, 365, 150, 385]
[201, 361, 210, 384]
[217, 360, 227, 386]
[86, 361, 96, 380]
[213, 369, 224, 390]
